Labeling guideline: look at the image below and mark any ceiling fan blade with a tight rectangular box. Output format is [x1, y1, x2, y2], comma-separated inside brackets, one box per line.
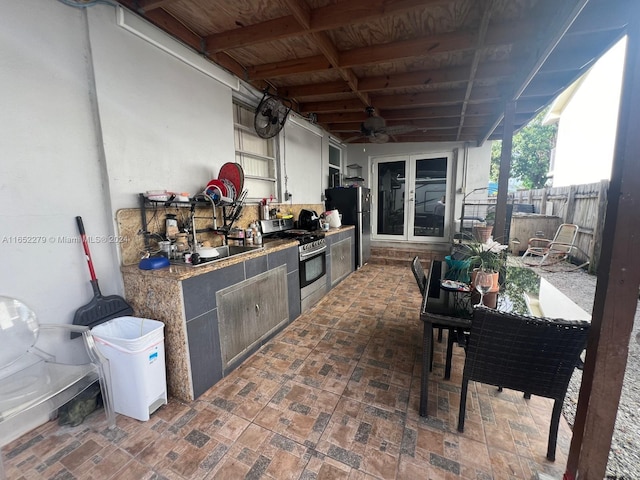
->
[344, 134, 364, 143]
[370, 133, 389, 143]
[382, 125, 427, 136]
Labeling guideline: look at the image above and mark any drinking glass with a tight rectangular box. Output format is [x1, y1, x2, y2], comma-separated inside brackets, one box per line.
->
[474, 270, 493, 307]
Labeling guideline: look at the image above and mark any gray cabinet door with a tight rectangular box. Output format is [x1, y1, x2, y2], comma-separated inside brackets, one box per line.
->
[216, 265, 288, 369]
[330, 236, 352, 286]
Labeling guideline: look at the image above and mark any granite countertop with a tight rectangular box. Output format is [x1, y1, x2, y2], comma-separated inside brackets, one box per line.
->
[121, 238, 297, 281]
[120, 225, 355, 281]
[319, 225, 355, 236]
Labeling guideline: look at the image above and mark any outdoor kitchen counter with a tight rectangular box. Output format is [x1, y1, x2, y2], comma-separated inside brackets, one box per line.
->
[120, 238, 297, 282]
[320, 225, 355, 236]
[120, 238, 298, 402]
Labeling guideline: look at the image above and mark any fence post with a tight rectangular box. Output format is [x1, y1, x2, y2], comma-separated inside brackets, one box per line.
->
[540, 187, 548, 214]
[566, 185, 577, 223]
[589, 179, 609, 274]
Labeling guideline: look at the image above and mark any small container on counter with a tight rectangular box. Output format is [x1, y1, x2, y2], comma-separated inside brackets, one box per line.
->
[245, 228, 254, 246]
[165, 214, 178, 239]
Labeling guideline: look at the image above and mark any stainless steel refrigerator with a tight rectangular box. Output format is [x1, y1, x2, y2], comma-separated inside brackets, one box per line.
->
[325, 187, 371, 268]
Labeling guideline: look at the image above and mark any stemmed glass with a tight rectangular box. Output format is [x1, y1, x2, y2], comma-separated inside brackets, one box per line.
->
[474, 270, 493, 307]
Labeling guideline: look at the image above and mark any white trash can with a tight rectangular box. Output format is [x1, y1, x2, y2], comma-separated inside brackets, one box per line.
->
[92, 316, 167, 421]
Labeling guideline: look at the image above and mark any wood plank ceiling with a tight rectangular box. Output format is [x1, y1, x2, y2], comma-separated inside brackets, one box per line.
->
[117, 0, 630, 144]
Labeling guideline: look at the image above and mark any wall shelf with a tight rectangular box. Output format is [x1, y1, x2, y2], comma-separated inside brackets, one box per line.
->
[138, 193, 245, 249]
[345, 164, 364, 183]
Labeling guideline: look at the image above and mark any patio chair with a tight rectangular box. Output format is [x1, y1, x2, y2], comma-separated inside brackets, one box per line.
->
[0, 296, 116, 477]
[522, 223, 579, 266]
[457, 307, 590, 461]
[411, 256, 457, 379]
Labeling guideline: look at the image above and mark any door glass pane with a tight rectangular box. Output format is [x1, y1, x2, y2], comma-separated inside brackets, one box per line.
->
[413, 157, 447, 237]
[377, 161, 406, 235]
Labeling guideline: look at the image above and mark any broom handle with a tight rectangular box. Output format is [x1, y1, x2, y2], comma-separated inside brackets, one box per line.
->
[76, 216, 98, 282]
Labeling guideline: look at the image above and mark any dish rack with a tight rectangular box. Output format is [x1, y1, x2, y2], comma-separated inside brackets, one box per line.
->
[138, 191, 247, 251]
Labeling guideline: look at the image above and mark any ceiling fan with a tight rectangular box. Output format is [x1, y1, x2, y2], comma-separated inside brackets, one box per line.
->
[254, 90, 293, 139]
[345, 107, 427, 143]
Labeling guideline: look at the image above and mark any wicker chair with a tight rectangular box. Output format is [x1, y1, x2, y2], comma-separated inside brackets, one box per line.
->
[457, 307, 590, 461]
[411, 256, 457, 379]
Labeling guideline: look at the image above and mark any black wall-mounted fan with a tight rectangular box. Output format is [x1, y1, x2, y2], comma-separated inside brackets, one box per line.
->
[254, 91, 292, 139]
[345, 107, 427, 143]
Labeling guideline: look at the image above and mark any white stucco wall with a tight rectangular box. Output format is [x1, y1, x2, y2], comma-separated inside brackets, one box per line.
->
[87, 5, 236, 211]
[0, 0, 121, 321]
[551, 38, 626, 187]
[283, 114, 325, 204]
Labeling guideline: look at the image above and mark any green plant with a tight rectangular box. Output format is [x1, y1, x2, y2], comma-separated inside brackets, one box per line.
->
[468, 237, 508, 273]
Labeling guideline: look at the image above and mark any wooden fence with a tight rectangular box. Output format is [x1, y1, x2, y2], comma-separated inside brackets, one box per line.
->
[509, 180, 609, 273]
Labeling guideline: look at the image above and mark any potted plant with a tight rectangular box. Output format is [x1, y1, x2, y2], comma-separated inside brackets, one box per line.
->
[468, 237, 508, 307]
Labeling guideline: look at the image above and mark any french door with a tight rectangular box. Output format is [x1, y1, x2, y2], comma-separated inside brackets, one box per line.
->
[372, 152, 453, 242]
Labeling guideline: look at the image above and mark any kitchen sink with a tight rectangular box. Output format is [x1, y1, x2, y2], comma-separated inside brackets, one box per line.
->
[170, 244, 264, 267]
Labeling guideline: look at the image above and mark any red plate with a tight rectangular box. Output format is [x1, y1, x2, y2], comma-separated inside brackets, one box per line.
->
[219, 162, 244, 197]
[206, 179, 227, 197]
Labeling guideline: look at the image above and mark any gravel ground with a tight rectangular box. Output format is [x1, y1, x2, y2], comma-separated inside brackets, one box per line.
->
[526, 263, 640, 478]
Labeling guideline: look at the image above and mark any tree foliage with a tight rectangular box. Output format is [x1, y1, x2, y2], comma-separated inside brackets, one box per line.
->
[490, 109, 557, 189]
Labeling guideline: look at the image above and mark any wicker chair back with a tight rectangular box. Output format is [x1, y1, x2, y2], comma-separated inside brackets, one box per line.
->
[457, 307, 590, 461]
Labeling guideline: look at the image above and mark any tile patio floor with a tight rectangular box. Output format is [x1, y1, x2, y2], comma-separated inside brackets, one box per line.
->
[2, 264, 571, 479]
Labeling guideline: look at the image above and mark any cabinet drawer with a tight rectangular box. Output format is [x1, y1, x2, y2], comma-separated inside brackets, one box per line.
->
[216, 265, 288, 369]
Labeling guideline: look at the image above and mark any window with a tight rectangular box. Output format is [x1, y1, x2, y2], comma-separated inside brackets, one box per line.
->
[328, 143, 342, 187]
[233, 102, 278, 200]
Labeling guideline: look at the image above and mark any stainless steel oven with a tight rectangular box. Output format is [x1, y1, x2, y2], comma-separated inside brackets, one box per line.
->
[259, 219, 327, 313]
[299, 238, 327, 312]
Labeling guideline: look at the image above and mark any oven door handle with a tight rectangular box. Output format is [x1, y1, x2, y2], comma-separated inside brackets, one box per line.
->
[299, 245, 327, 259]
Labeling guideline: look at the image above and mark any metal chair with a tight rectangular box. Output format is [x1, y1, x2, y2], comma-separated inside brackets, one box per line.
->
[411, 256, 457, 379]
[457, 307, 589, 461]
[522, 223, 579, 266]
[0, 296, 116, 478]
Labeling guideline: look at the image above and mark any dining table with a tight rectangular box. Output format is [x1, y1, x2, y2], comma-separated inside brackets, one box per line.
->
[419, 259, 590, 417]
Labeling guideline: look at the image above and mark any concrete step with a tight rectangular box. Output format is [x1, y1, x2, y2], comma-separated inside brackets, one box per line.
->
[369, 245, 445, 268]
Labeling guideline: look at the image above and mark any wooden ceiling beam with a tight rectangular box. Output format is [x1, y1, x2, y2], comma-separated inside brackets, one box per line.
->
[299, 86, 502, 113]
[281, 60, 517, 100]
[205, 0, 454, 53]
[457, 0, 494, 140]
[247, 55, 332, 79]
[300, 98, 367, 114]
[282, 0, 311, 30]
[282, 81, 353, 98]
[345, 133, 479, 143]
[328, 118, 464, 132]
[339, 31, 477, 68]
[382, 103, 495, 120]
[137, 0, 176, 12]
[358, 60, 516, 92]
[282, 0, 370, 109]
[310, 0, 455, 32]
[144, 7, 202, 51]
[209, 52, 250, 81]
[206, 16, 304, 53]
[248, 17, 535, 81]
[315, 104, 496, 124]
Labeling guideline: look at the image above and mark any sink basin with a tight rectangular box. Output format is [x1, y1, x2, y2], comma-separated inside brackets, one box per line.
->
[170, 245, 264, 267]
